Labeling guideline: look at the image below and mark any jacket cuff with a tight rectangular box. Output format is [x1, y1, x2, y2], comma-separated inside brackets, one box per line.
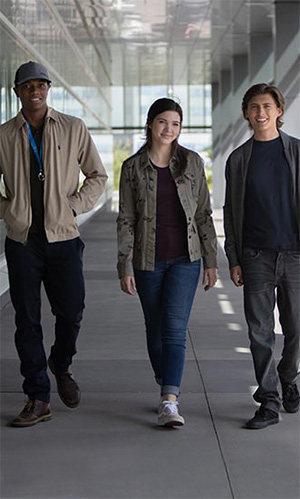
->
[228, 257, 240, 269]
[117, 260, 134, 279]
[202, 254, 218, 269]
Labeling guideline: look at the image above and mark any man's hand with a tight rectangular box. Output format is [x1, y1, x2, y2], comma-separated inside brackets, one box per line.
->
[120, 276, 136, 295]
[202, 267, 218, 291]
[230, 265, 244, 286]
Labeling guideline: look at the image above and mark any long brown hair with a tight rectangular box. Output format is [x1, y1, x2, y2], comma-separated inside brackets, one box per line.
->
[139, 98, 188, 177]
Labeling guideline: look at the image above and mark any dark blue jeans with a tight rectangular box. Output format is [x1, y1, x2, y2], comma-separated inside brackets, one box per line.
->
[5, 234, 85, 403]
[134, 256, 201, 397]
[243, 248, 300, 413]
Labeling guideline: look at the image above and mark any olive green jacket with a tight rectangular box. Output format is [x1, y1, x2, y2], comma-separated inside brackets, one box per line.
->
[117, 146, 218, 278]
[0, 107, 108, 243]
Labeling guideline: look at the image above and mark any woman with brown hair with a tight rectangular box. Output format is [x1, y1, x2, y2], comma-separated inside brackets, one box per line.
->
[117, 98, 218, 427]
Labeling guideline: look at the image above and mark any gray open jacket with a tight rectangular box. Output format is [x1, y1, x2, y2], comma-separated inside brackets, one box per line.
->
[223, 130, 300, 269]
[117, 146, 218, 278]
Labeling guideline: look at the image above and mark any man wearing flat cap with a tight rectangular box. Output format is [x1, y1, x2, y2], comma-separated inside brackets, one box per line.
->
[0, 61, 108, 426]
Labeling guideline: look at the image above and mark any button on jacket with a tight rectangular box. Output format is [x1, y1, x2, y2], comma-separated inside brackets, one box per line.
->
[223, 130, 300, 269]
[117, 146, 218, 278]
[0, 107, 108, 243]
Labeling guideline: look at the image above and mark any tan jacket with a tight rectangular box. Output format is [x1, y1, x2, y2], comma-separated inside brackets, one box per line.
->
[117, 146, 217, 278]
[0, 108, 108, 243]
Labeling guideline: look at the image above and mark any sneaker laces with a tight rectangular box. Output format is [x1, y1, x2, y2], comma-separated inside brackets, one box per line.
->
[161, 401, 179, 415]
[283, 383, 298, 399]
[23, 400, 34, 412]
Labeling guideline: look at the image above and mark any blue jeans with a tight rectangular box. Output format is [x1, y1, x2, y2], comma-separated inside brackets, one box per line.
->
[243, 248, 300, 413]
[5, 234, 85, 403]
[134, 256, 201, 397]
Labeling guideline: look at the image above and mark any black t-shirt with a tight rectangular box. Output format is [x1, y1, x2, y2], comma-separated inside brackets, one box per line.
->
[29, 126, 45, 234]
[243, 137, 299, 250]
[152, 163, 188, 260]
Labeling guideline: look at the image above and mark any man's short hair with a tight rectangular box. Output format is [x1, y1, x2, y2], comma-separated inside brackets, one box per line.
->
[242, 83, 285, 128]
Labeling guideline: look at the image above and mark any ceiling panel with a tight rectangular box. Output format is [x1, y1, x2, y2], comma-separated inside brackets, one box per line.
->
[1, 0, 275, 88]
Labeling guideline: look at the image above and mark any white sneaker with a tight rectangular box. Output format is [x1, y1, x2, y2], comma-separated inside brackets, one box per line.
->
[158, 400, 185, 427]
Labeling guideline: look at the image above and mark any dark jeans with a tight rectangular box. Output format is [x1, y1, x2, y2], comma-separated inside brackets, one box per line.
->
[5, 234, 85, 403]
[134, 256, 200, 397]
[242, 248, 300, 413]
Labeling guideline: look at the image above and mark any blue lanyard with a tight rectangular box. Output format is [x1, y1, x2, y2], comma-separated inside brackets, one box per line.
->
[26, 122, 45, 181]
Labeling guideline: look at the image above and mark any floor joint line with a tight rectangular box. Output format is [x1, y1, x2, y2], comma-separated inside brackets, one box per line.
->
[188, 328, 235, 499]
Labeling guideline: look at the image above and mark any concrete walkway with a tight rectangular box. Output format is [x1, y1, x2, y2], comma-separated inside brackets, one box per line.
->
[0, 209, 299, 499]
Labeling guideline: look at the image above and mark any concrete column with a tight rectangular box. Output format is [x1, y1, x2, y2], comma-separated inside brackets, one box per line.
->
[275, 0, 300, 137]
[212, 70, 233, 209]
[249, 33, 274, 84]
[231, 54, 249, 149]
[212, 80, 222, 209]
[219, 70, 233, 207]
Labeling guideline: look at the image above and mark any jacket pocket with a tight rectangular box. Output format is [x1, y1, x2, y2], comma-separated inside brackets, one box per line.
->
[66, 197, 78, 218]
[183, 173, 199, 199]
[243, 248, 262, 260]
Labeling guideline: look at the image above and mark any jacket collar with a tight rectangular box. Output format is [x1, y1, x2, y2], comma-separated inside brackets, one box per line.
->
[15, 106, 58, 130]
[138, 146, 181, 174]
[241, 135, 254, 168]
[278, 129, 290, 149]
[139, 149, 151, 170]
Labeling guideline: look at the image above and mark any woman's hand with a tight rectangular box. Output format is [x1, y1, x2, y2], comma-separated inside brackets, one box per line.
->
[120, 276, 136, 295]
[202, 267, 218, 291]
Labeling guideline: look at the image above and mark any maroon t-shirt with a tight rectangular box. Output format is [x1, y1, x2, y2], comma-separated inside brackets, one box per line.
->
[152, 163, 188, 260]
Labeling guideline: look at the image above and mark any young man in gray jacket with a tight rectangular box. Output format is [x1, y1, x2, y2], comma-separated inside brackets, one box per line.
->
[224, 83, 300, 429]
[0, 61, 108, 426]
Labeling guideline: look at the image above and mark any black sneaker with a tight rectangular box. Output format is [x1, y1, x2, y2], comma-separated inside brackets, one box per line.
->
[245, 406, 279, 430]
[282, 383, 300, 413]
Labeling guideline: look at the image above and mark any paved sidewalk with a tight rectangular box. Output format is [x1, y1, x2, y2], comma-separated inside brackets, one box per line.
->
[0, 209, 299, 499]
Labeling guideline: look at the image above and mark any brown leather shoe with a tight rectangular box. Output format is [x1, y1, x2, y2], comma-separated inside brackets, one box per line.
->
[48, 357, 81, 408]
[11, 400, 52, 427]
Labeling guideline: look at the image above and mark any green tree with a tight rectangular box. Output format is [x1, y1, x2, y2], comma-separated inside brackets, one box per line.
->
[202, 145, 212, 191]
